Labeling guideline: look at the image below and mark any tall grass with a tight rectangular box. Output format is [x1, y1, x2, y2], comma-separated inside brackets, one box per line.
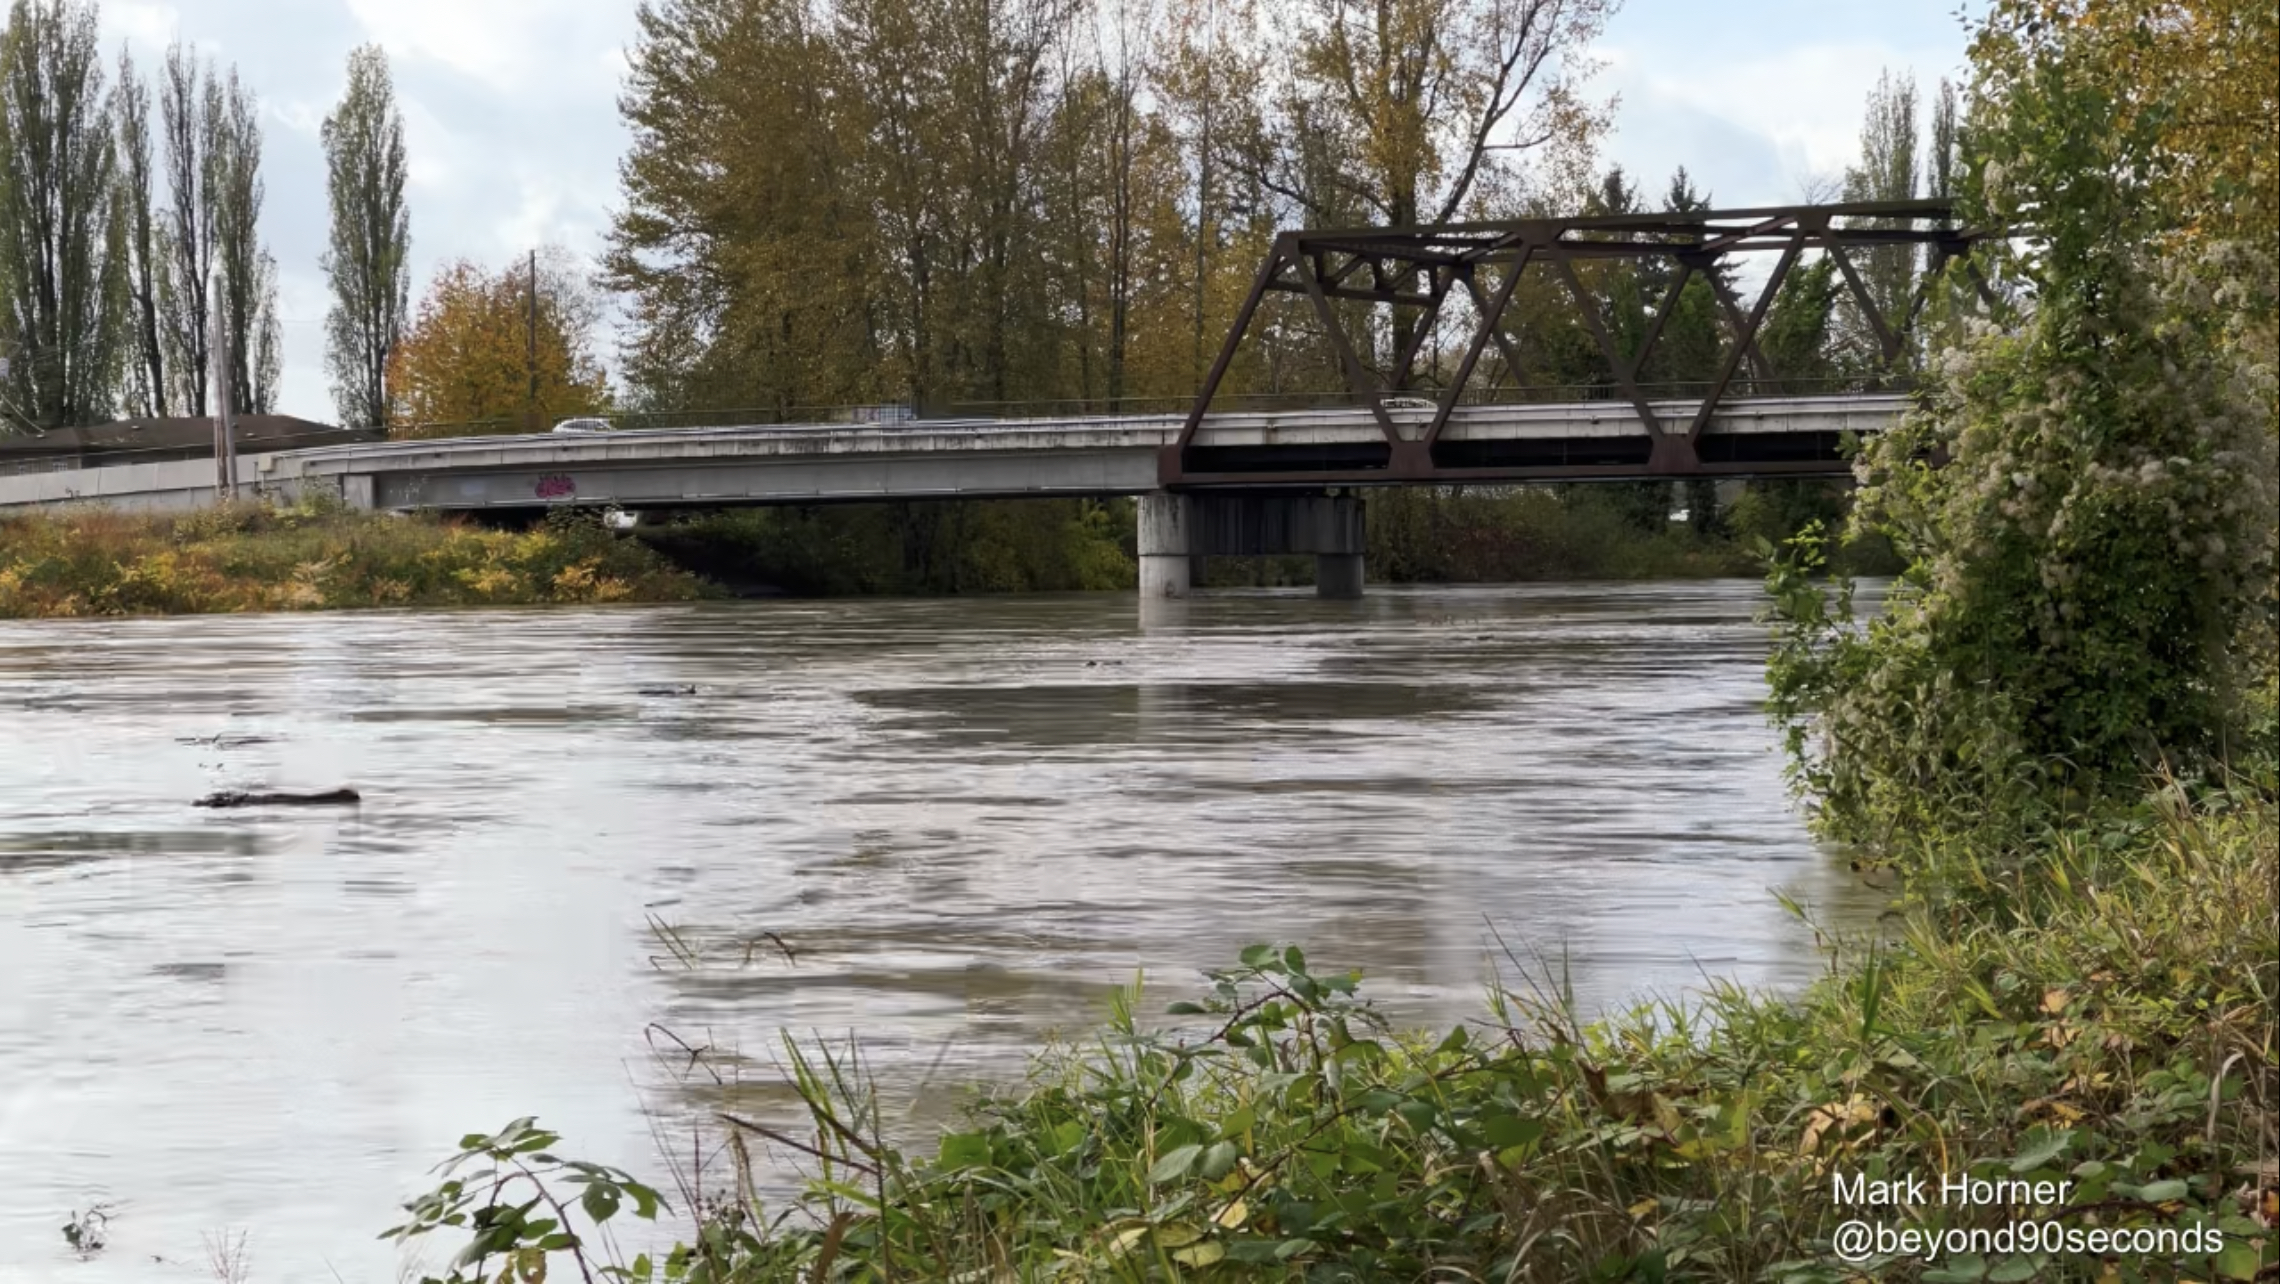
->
[0, 501, 710, 617]
[388, 778, 2276, 1282]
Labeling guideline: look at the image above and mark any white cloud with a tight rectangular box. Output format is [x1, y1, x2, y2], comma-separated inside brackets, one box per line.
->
[98, 0, 180, 52]
[1596, 34, 1967, 209]
[342, 0, 625, 94]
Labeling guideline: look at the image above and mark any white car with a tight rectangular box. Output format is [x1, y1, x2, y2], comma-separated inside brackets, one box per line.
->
[551, 417, 614, 434]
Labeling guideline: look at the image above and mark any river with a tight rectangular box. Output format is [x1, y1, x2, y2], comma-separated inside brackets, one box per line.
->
[0, 582, 1875, 1280]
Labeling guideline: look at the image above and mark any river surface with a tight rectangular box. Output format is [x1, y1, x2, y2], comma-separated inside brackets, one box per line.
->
[0, 583, 1875, 1280]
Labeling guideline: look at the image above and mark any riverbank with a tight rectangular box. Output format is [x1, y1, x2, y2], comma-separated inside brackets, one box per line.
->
[0, 483, 1888, 615]
[391, 771, 2276, 1281]
[0, 503, 710, 617]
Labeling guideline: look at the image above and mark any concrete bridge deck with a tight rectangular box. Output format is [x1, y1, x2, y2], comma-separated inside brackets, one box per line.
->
[0, 395, 1900, 517]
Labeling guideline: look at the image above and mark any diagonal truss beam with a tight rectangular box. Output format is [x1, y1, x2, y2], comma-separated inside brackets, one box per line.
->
[1430, 245, 1537, 446]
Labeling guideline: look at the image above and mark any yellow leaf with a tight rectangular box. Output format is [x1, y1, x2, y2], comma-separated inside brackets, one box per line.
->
[1213, 1198, 1249, 1230]
[1152, 1223, 1203, 1249]
[1105, 1222, 1149, 1256]
[1800, 1096, 1880, 1154]
[2041, 987, 2070, 1014]
[1628, 1197, 1658, 1219]
[1171, 1242, 1226, 1268]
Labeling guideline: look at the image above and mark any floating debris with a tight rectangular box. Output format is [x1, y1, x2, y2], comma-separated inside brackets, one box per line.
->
[193, 788, 361, 809]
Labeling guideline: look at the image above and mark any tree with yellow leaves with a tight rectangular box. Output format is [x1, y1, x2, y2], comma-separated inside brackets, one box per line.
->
[1969, 0, 2276, 248]
[385, 249, 609, 437]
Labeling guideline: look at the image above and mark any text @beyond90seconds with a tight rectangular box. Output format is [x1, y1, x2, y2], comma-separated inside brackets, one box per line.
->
[1830, 1172, 2227, 1266]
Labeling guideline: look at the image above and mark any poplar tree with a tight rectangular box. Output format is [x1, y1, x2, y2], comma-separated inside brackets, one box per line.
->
[114, 48, 166, 416]
[321, 43, 409, 430]
[0, 0, 127, 430]
[158, 41, 214, 414]
[1837, 69, 1921, 373]
[209, 66, 279, 414]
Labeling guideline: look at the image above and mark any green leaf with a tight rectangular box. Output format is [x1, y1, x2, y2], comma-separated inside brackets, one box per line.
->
[1481, 1114, 1544, 1149]
[622, 1178, 664, 1220]
[1200, 1139, 1240, 1180]
[1986, 1257, 2037, 1282]
[2008, 1127, 2074, 1172]
[938, 1132, 992, 1170]
[1047, 1120, 1087, 1156]
[1239, 944, 1275, 968]
[1395, 1099, 1437, 1131]
[1165, 1001, 1207, 1015]
[2123, 1178, 2189, 1201]
[1921, 1254, 1987, 1282]
[2212, 1238, 2262, 1280]
[581, 1182, 620, 1224]
[1149, 1143, 1204, 1184]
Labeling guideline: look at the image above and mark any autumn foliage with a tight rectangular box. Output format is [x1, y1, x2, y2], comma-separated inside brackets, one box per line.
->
[384, 252, 610, 437]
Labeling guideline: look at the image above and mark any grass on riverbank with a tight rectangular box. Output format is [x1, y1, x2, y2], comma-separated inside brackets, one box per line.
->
[391, 775, 2276, 1283]
[0, 502, 710, 617]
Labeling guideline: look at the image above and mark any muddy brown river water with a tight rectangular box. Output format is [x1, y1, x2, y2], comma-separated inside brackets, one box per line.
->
[0, 583, 1877, 1279]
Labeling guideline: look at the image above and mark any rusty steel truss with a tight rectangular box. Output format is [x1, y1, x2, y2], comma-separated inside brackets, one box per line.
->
[1166, 198, 1995, 487]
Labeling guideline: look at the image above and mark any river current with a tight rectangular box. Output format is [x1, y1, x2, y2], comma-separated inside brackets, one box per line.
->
[0, 583, 1874, 1279]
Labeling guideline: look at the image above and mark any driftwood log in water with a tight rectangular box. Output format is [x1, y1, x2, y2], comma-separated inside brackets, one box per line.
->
[193, 788, 362, 809]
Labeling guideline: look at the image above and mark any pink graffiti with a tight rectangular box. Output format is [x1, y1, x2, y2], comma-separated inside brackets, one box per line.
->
[534, 474, 576, 500]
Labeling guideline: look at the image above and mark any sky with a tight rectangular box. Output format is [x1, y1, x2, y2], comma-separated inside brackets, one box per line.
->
[99, 0, 1977, 424]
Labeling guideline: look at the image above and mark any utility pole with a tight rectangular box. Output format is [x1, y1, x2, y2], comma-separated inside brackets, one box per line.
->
[1192, 0, 1215, 389]
[526, 249, 539, 432]
[210, 273, 237, 500]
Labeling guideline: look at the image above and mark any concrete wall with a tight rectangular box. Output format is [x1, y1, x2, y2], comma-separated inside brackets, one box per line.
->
[0, 453, 305, 514]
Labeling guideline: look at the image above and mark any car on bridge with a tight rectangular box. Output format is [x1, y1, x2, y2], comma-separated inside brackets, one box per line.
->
[551, 417, 615, 434]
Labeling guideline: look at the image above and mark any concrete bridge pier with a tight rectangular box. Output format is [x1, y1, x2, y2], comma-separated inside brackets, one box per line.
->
[1137, 490, 1367, 600]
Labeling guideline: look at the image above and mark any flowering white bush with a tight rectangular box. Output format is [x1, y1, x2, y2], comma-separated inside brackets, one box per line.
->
[1765, 46, 2277, 844]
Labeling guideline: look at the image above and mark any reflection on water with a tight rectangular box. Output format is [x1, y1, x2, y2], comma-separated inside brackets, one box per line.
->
[0, 583, 1880, 1279]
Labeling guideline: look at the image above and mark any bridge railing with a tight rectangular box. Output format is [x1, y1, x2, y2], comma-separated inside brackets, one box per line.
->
[936, 375, 1911, 421]
[374, 375, 1913, 443]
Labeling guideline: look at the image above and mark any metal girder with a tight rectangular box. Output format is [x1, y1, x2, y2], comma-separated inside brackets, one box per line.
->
[1168, 198, 1994, 487]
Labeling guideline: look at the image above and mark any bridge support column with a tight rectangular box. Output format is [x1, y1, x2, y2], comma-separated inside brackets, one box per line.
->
[1315, 552, 1365, 600]
[1137, 492, 1196, 599]
[1137, 490, 1366, 600]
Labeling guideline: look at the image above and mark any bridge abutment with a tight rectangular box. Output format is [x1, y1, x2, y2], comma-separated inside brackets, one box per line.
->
[1137, 490, 1366, 600]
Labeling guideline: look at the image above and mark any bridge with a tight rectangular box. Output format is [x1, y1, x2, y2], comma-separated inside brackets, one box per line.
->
[0, 199, 1989, 598]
